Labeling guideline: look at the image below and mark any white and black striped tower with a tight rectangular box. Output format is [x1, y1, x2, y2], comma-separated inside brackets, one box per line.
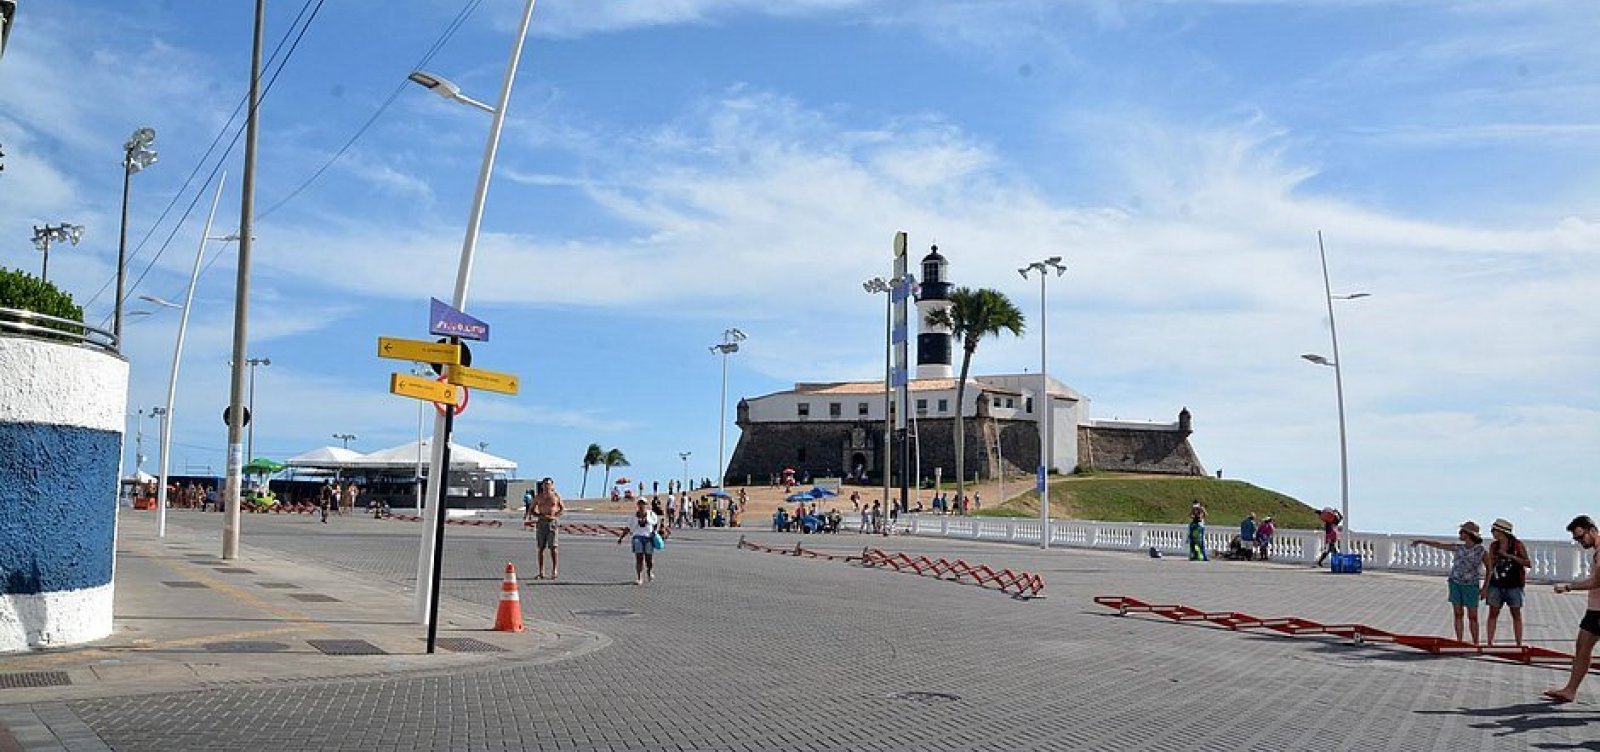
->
[916, 245, 954, 378]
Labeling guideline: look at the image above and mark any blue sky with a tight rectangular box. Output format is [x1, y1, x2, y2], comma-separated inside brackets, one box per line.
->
[2, 1, 1596, 535]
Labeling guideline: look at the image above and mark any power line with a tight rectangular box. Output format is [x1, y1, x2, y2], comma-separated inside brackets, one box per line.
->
[84, 0, 320, 312]
[101, 0, 332, 328]
[260, 0, 484, 219]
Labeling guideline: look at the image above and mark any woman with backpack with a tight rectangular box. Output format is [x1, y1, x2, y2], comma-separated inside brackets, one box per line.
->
[1484, 518, 1531, 646]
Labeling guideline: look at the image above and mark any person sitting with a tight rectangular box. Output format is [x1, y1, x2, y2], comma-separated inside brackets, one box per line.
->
[1224, 535, 1255, 561]
[773, 509, 789, 531]
[826, 509, 843, 533]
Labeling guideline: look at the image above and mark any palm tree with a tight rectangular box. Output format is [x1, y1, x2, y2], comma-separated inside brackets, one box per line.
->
[579, 443, 603, 497]
[925, 287, 1025, 506]
[601, 447, 630, 490]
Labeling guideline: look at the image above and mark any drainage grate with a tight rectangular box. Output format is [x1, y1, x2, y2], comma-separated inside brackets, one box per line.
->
[162, 581, 209, 589]
[214, 568, 256, 574]
[435, 638, 508, 653]
[307, 639, 387, 656]
[0, 671, 71, 689]
[256, 582, 300, 589]
[203, 641, 291, 653]
[571, 609, 637, 618]
[889, 691, 961, 704]
[288, 594, 341, 603]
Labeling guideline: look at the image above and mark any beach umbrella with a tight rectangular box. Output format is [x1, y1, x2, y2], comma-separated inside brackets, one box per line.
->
[807, 486, 837, 498]
[785, 492, 813, 502]
[707, 489, 732, 499]
[242, 458, 285, 476]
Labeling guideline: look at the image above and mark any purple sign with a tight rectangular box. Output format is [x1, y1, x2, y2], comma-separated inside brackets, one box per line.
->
[429, 298, 490, 342]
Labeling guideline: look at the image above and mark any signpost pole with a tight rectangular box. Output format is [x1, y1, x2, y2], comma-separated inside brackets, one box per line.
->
[425, 381, 456, 655]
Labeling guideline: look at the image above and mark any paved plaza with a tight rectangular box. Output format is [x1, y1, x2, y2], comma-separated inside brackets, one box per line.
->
[1, 511, 1597, 751]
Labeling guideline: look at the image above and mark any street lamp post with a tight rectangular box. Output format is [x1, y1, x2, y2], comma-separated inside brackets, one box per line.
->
[709, 328, 747, 492]
[151, 173, 230, 538]
[244, 357, 270, 463]
[333, 433, 357, 449]
[1302, 231, 1368, 541]
[30, 223, 84, 285]
[679, 451, 691, 495]
[406, 0, 539, 636]
[863, 276, 912, 530]
[1019, 257, 1066, 550]
[115, 126, 158, 351]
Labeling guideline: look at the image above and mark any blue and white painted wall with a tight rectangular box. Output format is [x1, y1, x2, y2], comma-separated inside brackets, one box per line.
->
[0, 335, 127, 652]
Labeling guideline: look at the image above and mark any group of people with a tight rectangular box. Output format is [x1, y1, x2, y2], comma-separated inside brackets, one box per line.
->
[929, 492, 980, 515]
[772, 504, 843, 534]
[1411, 515, 1600, 705]
[1221, 511, 1277, 561]
[160, 482, 219, 510]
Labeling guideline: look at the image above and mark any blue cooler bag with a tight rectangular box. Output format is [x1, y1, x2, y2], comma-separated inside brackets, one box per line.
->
[1331, 552, 1362, 574]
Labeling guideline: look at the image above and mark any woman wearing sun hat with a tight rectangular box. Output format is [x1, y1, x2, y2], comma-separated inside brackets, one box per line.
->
[1411, 520, 1489, 644]
[1483, 518, 1531, 646]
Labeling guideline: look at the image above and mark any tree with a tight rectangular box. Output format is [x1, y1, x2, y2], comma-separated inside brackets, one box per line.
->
[601, 447, 630, 490]
[925, 287, 1025, 507]
[579, 443, 603, 497]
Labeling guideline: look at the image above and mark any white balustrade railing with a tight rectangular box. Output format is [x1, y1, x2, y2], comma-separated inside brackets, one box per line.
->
[883, 514, 1591, 581]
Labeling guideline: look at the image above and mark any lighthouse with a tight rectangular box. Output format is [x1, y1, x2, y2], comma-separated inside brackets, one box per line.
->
[916, 245, 953, 379]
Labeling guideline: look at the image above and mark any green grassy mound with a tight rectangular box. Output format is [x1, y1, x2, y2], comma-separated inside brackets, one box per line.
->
[976, 473, 1321, 529]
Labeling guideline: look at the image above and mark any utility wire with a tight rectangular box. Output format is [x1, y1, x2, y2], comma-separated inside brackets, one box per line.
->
[260, 0, 484, 219]
[84, 0, 320, 312]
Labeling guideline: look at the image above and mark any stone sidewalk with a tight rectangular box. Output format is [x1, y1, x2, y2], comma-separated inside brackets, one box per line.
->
[5, 511, 1600, 750]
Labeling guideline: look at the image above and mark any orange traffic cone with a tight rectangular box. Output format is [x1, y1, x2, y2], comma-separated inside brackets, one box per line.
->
[493, 562, 524, 633]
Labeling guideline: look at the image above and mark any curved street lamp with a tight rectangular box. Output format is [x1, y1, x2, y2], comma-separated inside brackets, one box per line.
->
[1303, 231, 1369, 543]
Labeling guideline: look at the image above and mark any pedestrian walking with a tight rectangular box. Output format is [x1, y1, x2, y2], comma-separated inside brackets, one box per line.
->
[533, 478, 565, 579]
[616, 499, 661, 585]
[522, 487, 535, 522]
[1187, 500, 1208, 561]
[1483, 518, 1530, 646]
[1315, 507, 1342, 567]
[342, 482, 357, 515]
[1544, 515, 1600, 703]
[1411, 520, 1488, 644]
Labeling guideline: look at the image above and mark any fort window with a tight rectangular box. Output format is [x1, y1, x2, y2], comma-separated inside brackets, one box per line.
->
[857, 402, 869, 416]
[829, 402, 842, 418]
[1025, 397, 1033, 413]
[938, 398, 949, 413]
[798, 402, 810, 419]
[916, 398, 928, 416]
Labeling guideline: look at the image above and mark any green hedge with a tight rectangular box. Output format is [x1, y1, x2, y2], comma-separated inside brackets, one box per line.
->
[0, 267, 86, 338]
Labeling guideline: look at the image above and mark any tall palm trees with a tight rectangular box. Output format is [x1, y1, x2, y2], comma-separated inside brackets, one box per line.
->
[601, 448, 630, 490]
[579, 443, 603, 497]
[925, 287, 1025, 505]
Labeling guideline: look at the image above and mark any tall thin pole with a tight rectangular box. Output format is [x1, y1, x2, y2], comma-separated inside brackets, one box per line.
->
[717, 348, 728, 490]
[1038, 271, 1050, 549]
[415, 0, 538, 624]
[156, 173, 227, 538]
[881, 291, 891, 533]
[1318, 231, 1350, 540]
[222, 0, 265, 560]
[247, 362, 258, 462]
[114, 162, 132, 350]
[39, 236, 48, 282]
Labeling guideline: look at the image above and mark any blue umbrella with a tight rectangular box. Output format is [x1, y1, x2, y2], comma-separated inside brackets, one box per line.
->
[785, 492, 814, 503]
[707, 489, 732, 499]
[807, 486, 837, 498]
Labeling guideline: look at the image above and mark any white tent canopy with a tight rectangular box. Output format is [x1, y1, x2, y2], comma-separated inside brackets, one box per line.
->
[284, 446, 363, 469]
[341, 439, 516, 473]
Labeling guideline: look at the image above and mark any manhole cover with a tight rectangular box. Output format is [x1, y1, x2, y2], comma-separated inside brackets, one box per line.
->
[256, 582, 300, 589]
[203, 641, 291, 653]
[889, 691, 961, 704]
[571, 609, 637, 618]
[162, 581, 209, 589]
[435, 638, 507, 653]
[307, 639, 387, 656]
[288, 594, 341, 603]
[214, 568, 256, 574]
[0, 671, 71, 689]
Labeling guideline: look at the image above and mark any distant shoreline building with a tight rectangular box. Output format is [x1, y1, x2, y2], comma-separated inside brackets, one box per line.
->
[724, 247, 1205, 486]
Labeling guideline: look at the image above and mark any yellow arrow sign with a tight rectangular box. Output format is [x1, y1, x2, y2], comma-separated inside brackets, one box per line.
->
[389, 373, 459, 404]
[377, 336, 461, 364]
[447, 364, 520, 395]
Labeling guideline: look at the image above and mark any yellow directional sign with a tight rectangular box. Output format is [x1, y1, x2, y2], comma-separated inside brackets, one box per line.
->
[377, 336, 461, 365]
[447, 364, 520, 395]
[389, 373, 459, 404]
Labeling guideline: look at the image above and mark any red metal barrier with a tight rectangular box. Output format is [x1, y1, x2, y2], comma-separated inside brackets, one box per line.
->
[860, 547, 1045, 599]
[539, 522, 628, 537]
[1094, 595, 1586, 669]
[736, 536, 862, 562]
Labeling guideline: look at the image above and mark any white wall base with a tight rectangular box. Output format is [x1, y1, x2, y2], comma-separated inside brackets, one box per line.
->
[0, 582, 114, 653]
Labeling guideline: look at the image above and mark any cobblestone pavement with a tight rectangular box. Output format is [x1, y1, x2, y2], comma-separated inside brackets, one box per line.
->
[14, 512, 1600, 750]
